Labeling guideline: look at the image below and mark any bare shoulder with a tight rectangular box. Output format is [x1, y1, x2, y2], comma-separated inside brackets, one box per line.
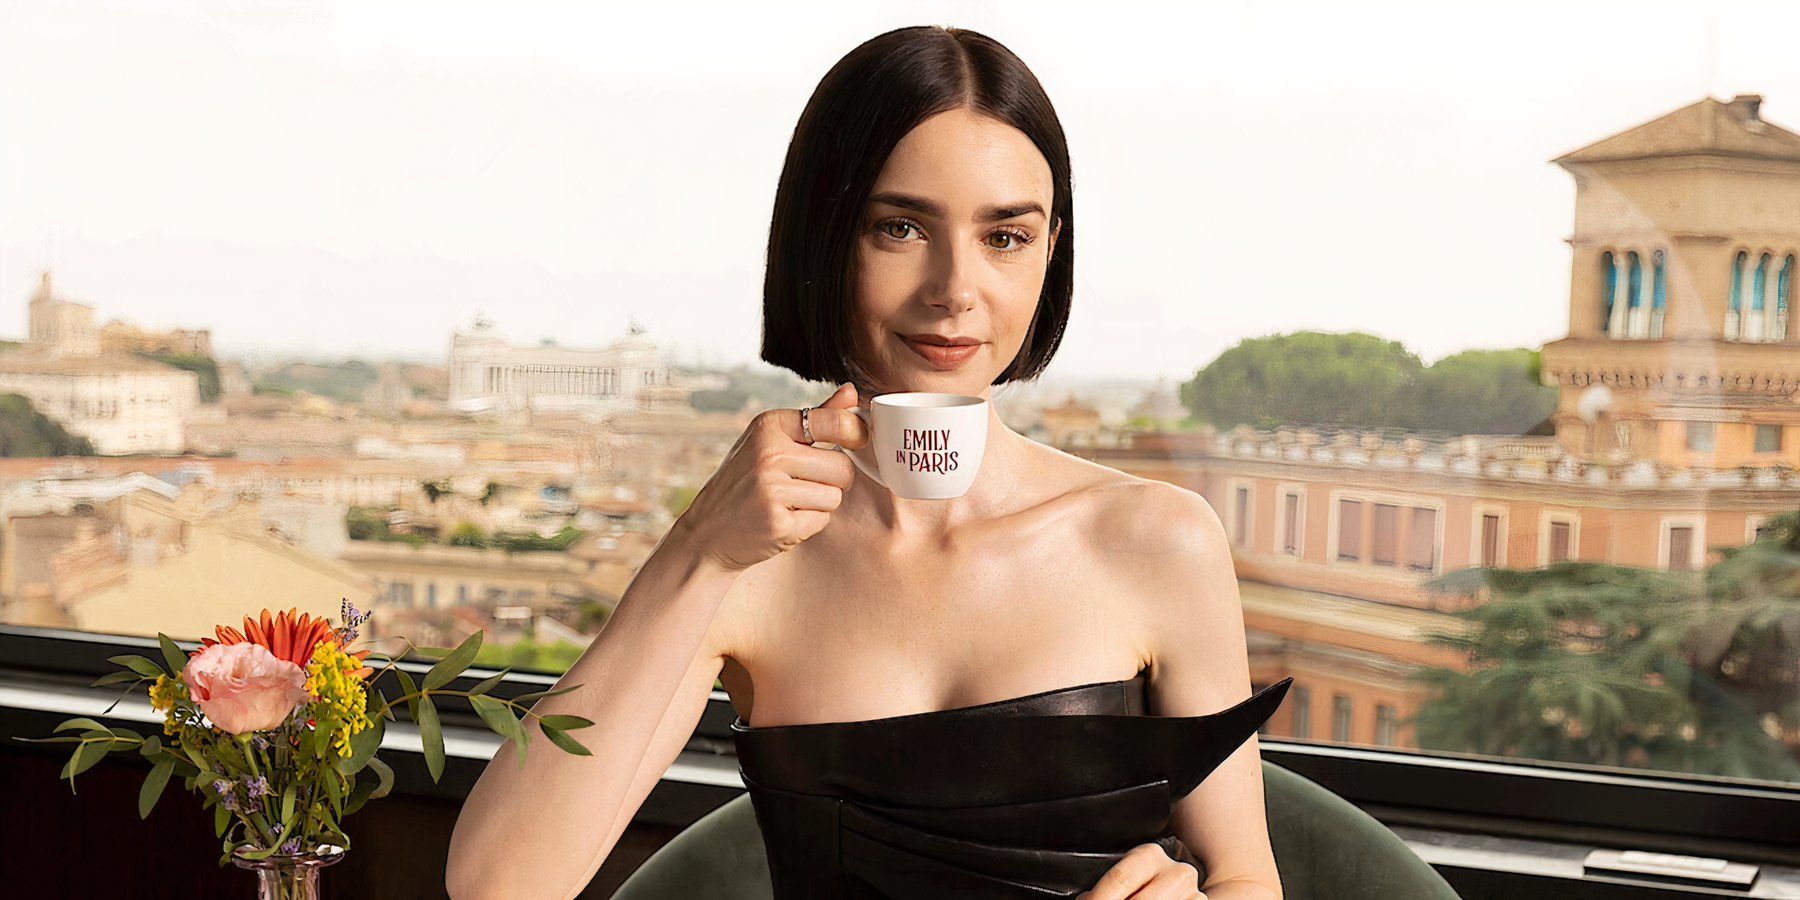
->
[1061, 466, 1230, 571]
[1038, 456, 1240, 673]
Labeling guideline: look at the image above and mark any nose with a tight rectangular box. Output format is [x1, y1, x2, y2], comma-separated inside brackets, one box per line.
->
[926, 234, 981, 314]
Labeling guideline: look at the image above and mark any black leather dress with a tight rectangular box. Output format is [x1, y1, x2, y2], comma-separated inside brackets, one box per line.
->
[729, 671, 1295, 899]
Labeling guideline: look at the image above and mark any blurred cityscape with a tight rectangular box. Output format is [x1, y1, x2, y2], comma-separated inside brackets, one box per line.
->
[1, 94, 1797, 779]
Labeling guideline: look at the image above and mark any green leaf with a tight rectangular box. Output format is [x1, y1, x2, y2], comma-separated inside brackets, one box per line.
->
[237, 842, 279, 861]
[467, 667, 512, 696]
[62, 739, 113, 788]
[324, 767, 345, 817]
[538, 714, 595, 731]
[338, 716, 385, 775]
[416, 696, 444, 783]
[139, 735, 162, 758]
[373, 687, 397, 722]
[54, 718, 110, 735]
[280, 783, 296, 827]
[468, 695, 520, 740]
[109, 655, 165, 678]
[508, 683, 582, 704]
[213, 801, 230, 838]
[366, 755, 395, 800]
[394, 669, 421, 722]
[423, 630, 484, 691]
[540, 725, 591, 757]
[139, 759, 174, 819]
[158, 633, 189, 676]
[91, 670, 140, 687]
[344, 778, 377, 817]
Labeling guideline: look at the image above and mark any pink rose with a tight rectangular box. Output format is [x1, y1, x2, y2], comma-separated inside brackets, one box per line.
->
[181, 642, 309, 735]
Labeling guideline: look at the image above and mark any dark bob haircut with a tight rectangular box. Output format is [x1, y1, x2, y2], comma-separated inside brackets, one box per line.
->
[759, 25, 1074, 391]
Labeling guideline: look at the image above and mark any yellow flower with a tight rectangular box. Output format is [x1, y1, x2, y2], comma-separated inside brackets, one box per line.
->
[304, 640, 372, 758]
[148, 673, 185, 736]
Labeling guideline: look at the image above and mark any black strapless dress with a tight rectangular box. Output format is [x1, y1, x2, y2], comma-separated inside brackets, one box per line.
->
[729, 671, 1295, 899]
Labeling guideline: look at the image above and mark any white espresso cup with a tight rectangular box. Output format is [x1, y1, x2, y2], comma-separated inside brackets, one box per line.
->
[832, 392, 989, 499]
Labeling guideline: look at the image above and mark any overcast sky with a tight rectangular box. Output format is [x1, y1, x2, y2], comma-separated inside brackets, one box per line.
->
[0, 0, 1791, 379]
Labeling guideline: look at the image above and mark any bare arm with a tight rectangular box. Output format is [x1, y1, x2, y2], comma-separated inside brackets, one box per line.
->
[1078, 482, 1282, 900]
[1146, 484, 1282, 900]
[445, 383, 863, 900]
[445, 523, 737, 900]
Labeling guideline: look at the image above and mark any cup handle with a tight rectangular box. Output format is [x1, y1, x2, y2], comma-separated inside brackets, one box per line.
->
[833, 406, 884, 488]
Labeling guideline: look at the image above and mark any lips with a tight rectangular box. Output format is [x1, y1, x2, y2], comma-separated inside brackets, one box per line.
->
[901, 334, 983, 370]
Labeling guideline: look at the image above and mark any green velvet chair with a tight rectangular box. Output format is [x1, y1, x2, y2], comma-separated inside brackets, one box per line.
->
[612, 761, 1462, 899]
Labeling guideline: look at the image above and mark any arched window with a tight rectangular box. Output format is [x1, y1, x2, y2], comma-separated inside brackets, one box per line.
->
[1625, 252, 1644, 337]
[1651, 250, 1667, 338]
[1726, 250, 1746, 340]
[1600, 251, 1617, 334]
[1778, 255, 1794, 342]
[1749, 253, 1773, 341]
[1754, 253, 1770, 311]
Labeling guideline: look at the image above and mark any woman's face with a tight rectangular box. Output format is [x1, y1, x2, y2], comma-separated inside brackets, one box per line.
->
[850, 106, 1060, 395]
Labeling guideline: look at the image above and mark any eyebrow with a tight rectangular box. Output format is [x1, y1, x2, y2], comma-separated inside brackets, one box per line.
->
[867, 191, 1046, 223]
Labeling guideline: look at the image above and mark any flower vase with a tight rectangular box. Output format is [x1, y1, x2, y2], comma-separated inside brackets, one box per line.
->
[231, 844, 346, 900]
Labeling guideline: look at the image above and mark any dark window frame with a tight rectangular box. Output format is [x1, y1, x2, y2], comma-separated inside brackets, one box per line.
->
[2, 623, 1796, 858]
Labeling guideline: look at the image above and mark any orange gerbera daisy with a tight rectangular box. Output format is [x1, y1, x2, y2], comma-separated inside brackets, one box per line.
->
[200, 607, 374, 678]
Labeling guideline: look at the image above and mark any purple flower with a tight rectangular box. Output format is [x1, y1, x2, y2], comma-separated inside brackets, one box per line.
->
[271, 822, 283, 836]
[337, 597, 370, 645]
[279, 838, 302, 855]
[244, 775, 271, 799]
[251, 734, 271, 751]
[213, 780, 241, 813]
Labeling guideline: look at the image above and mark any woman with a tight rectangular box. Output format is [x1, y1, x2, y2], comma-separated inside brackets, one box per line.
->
[448, 25, 1289, 900]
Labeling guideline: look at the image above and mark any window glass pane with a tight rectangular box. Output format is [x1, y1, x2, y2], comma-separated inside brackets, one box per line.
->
[1291, 686, 1311, 740]
[1406, 507, 1437, 571]
[5, 5, 1794, 804]
[1371, 503, 1399, 566]
[1332, 694, 1354, 742]
[1549, 521, 1573, 563]
[1686, 421, 1716, 451]
[1755, 424, 1782, 453]
[1337, 499, 1363, 561]
[1667, 526, 1694, 571]
[1282, 491, 1301, 555]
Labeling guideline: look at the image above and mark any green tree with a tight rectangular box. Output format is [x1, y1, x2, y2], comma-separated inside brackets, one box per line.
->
[1413, 545, 1800, 780]
[0, 394, 96, 457]
[1181, 332, 1425, 431]
[1181, 334, 1561, 436]
[1413, 349, 1556, 435]
[446, 522, 487, 548]
[491, 526, 584, 553]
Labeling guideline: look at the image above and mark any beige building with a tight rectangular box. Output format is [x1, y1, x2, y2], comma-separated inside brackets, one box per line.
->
[1543, 93, 1799, 468]
[447, 315, 683, 415]
[1085, 96, 1800, 752]
[0, 272, 200, 454]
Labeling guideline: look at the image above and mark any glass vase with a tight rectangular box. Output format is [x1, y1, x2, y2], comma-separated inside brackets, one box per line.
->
[231, 843, 346, 900]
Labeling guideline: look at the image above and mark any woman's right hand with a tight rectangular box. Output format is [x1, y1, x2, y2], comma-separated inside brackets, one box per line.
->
[673, 382, 866, 573]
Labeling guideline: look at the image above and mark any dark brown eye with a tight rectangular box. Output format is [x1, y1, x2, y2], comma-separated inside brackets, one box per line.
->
[879, 220, 920, 241]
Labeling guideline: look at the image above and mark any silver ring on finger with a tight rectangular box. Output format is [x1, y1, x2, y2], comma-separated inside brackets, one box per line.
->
[799, 406, 815, 445]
